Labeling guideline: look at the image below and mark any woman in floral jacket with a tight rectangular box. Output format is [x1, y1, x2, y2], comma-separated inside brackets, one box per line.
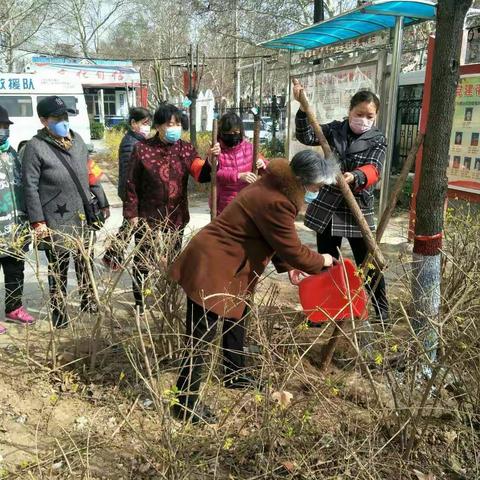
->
[0, 105, 34, 334]
[123, 103, 211, 313]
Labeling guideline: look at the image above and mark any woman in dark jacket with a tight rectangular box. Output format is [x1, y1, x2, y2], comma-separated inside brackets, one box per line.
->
[118, 107, 152, 201]
[123, 103, 211, 314]
[169, 151, 337, 424]
[103, 107, 152, 271]
[293, 81, 389, 323]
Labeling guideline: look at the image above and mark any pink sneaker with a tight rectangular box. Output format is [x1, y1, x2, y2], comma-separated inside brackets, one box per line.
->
[6, 306, 36, 325]
[0, 323, 6, 335]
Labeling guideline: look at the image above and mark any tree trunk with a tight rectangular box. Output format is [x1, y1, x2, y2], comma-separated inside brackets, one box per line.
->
[412, 0, 472, 375]
[5, 28, 14, 73]
[6, 45, 15, 73]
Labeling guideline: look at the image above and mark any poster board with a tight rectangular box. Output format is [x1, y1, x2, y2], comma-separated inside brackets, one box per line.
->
[447, 75, 480, 194]
[288, 61, 380, 159]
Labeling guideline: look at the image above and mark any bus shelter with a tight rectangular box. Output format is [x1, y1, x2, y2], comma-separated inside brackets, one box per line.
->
[259, 0, 436, 215]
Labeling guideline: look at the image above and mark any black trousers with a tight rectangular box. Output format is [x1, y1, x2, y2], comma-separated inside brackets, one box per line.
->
[132, 225, 183, 310]
[176, 298, 247, 407]
[0, 255, 25, 314]
[316, 223, 389, 321]
[45, 247, 94, 323]
[103, 219, 133, 265]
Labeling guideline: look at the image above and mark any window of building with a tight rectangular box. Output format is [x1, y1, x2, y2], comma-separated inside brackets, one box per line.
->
[85, 93, 98, 116]
[104, 93, 116, 116]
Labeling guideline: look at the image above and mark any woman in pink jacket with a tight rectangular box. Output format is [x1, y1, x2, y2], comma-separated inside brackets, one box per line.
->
[210, 112, 267, 214]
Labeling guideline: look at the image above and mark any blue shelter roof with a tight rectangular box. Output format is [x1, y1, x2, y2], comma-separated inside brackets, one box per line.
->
[259, 1, 436, 51]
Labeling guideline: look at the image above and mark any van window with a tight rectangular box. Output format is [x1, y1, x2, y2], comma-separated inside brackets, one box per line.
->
[37, 96, 78, 116]
[0, 96, 33, 116]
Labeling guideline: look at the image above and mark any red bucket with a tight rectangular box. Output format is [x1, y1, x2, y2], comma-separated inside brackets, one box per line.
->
[298, 259, 368, 323]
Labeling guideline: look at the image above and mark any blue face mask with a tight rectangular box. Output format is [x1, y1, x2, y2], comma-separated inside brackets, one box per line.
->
[48, 120, 70, 138]
[164, 126, 182, 143]
[304, 190, 318, 204]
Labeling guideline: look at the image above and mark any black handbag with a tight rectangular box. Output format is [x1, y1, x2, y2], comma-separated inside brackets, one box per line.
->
[47, 144, 105, 231]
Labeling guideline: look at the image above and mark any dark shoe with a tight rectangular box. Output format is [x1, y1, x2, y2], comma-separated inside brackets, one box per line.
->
[371, 310, 390, 326]
[224, 374, 263, 391]
[370, 319, 390, 327]
[171, 401, 217, 425]
[80, 300, 99, 314]
[102, 254, 121, 272]
[53, 312, 68, 329]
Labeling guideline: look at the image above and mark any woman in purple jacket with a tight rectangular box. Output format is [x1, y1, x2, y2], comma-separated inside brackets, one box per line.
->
[210, 112, 267, 214]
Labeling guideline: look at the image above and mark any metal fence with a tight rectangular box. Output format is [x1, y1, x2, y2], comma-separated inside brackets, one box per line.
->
[392, 85, 423, 174]
[213, 105, 288, 137]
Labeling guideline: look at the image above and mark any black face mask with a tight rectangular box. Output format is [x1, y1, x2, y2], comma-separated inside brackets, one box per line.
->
[220, 132, 242, 147]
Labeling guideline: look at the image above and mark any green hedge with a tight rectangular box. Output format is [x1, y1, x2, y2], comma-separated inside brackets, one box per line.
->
[261, 138, 285, 158]
[90, 121, 105, 140]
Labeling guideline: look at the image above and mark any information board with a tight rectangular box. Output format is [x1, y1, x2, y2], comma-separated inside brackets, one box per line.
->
[288, 62, 379, 158]
[447, 75, 480, 194]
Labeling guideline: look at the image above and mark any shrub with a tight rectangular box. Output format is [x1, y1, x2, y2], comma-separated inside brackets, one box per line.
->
[111, 120, 129, 133]
[90, 120, 105, 140]
[399, 175, 413, 209]
[182, 130, 212, 158]
[103, 129, 124, 165]
[261, 138, 286, 158]
[195, 131, 213, 158]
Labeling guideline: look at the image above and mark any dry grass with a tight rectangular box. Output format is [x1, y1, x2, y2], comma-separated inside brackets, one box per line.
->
[0, 210, 479, 479]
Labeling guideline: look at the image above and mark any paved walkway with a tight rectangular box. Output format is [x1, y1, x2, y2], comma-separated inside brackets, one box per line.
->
[0, 144, 411, 337]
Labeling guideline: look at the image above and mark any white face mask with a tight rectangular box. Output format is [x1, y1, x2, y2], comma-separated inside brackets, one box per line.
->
[139, 125, 151, 137]
[349, 116, 374, 135]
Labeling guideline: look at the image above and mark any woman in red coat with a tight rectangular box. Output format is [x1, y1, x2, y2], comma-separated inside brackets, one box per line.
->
[123, 104, 211, 314]
[169, 150, 338, 424]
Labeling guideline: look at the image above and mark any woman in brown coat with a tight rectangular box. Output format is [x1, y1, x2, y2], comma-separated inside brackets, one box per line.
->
[169, 150, 338, 423]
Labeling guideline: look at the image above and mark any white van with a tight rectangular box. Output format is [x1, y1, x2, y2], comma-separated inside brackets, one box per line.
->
[0, 73, 91, 151]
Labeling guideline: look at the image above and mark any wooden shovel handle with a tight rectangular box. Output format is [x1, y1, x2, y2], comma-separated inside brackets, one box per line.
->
[292, 78, 385, 269]
[252, 117, 261, 175]
[337, 175, 385, 269]
[210, 119, 218, 220]
[294, 80, 332, 158]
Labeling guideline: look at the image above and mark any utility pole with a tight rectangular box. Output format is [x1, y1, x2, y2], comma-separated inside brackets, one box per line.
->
[186, 44, 204, 149]
[0, 30, 6, 73]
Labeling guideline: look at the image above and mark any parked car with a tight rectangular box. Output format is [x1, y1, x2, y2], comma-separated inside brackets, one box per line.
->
[260, 116, 274, 131]
[243, 120, 271, 144]
[0, 73, 91, 152]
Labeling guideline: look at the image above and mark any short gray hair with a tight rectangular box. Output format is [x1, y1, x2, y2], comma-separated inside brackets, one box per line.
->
[290, 150, 339, 185]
